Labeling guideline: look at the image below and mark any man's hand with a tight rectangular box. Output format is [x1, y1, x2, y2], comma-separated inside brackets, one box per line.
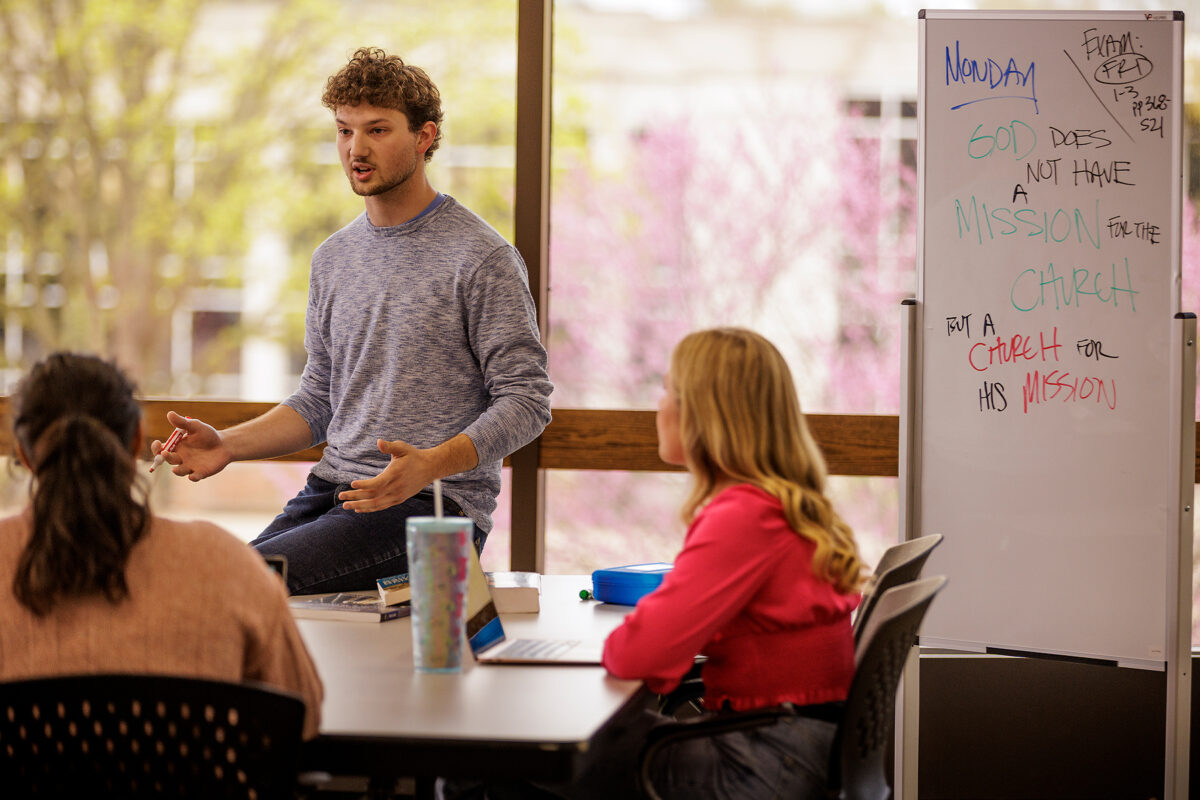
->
[151, 411, 234, 482]
[339, 439, 438, 513]
[339, 434, 479, 513]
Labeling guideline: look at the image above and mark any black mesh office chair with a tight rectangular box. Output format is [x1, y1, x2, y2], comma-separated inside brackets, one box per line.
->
[0, 673, 306, 799]
[639, 576, 947, 800]
[853, 533, 943, 645]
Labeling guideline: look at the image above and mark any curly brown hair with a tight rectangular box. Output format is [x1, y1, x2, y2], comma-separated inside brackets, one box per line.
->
[322, 47, 444, 162]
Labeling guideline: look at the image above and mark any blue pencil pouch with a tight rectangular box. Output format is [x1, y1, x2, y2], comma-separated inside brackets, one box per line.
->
[591, 562, 673, 606]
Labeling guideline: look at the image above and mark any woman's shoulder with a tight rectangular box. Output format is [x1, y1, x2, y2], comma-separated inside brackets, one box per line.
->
[0, 511, 31, 562]
[691, 484, 785, 535]
[150, 514, 241, 543]
[703, 483, 782, 515]
[144, 517, 270, 574]
[692, 484, 811, 549]
[0, 510, 29, 532]
[135, 517, 287, 609]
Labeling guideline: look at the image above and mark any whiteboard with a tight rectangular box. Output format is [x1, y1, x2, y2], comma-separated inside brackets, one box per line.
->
[912, 10, 1184, 669]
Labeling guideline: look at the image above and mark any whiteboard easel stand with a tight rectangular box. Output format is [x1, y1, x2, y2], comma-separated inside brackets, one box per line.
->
[1166, 312, 1194, 800]
[895, 298, 920, 800]
[895, 309, 1195, 800]
[908, 11, 1189, 797]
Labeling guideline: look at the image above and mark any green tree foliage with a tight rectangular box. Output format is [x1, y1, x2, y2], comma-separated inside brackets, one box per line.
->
[0, 0, 338, 389]
[0, 0, 517, 394]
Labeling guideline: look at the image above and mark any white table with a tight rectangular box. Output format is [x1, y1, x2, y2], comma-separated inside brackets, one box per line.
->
[296, 575, 644, 788]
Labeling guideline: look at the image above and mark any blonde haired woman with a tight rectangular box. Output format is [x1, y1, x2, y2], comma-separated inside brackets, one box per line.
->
[597, 327, 865, 799]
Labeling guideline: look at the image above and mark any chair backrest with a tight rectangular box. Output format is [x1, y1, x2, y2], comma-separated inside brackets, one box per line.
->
[853, 533, 943, 645]
[0, 673, 306, 799]
[831, 575, 947, 800]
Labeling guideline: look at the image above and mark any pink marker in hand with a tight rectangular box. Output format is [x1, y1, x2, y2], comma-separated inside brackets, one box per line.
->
[149, 425, 187, 473]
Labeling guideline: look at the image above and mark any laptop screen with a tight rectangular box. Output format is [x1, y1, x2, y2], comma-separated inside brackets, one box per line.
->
[465, 546, 506, 655]
[260, 553, 288, 584]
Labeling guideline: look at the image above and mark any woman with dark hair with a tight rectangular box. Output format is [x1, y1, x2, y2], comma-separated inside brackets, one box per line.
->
[0, 352, 323, 738]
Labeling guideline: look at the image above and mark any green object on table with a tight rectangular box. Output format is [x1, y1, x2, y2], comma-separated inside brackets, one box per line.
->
[579, 589, 592, 600]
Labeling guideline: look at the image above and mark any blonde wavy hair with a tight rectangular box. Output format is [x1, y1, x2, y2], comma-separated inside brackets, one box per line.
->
[669, 328, 864, 594]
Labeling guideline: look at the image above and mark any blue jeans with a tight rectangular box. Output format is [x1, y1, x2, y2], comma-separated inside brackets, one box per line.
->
[251, 473, 477, 594]
[643, 712, 834, 799]
[505, 701, 835, 800]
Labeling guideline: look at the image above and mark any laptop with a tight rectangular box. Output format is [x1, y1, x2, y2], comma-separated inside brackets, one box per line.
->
[466, 547, 604, 665]
[261, 553, 288, 584]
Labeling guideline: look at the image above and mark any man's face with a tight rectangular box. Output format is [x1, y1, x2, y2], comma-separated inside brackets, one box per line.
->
[334, 103, 424, 198]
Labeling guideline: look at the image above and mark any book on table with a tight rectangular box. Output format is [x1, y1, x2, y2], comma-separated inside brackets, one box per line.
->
[289, 591, 411, 622]
[376, 572, 412, 606]
[485, 571, 541, 613]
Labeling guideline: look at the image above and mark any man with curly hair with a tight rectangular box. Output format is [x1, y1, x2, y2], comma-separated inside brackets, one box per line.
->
[153, 47, 552, 594]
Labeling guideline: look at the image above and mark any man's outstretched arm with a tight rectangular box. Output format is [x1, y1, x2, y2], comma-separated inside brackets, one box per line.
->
[152, 405, 315, 481]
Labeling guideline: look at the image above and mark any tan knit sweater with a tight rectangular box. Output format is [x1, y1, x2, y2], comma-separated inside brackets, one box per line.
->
[0, 510, 323, 739]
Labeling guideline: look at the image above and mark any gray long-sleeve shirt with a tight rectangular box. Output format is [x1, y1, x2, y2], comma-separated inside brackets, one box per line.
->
[283, 196, 553, 534]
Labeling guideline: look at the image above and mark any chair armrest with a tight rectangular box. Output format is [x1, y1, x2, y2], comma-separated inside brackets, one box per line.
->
[655, 656, 708, 715]
[656, 677, 705, 715]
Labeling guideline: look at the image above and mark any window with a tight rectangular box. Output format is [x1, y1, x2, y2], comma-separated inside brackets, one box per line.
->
[545, 1, 920, 572]
[0, 0, 519, 568]
[5, 2, 1200, 648]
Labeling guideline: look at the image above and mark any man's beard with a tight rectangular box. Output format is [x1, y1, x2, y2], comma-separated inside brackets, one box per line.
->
[348, 154, 417, 197]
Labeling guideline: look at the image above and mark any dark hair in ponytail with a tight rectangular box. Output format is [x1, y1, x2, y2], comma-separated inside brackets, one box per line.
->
[11, 352, 149, 616]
